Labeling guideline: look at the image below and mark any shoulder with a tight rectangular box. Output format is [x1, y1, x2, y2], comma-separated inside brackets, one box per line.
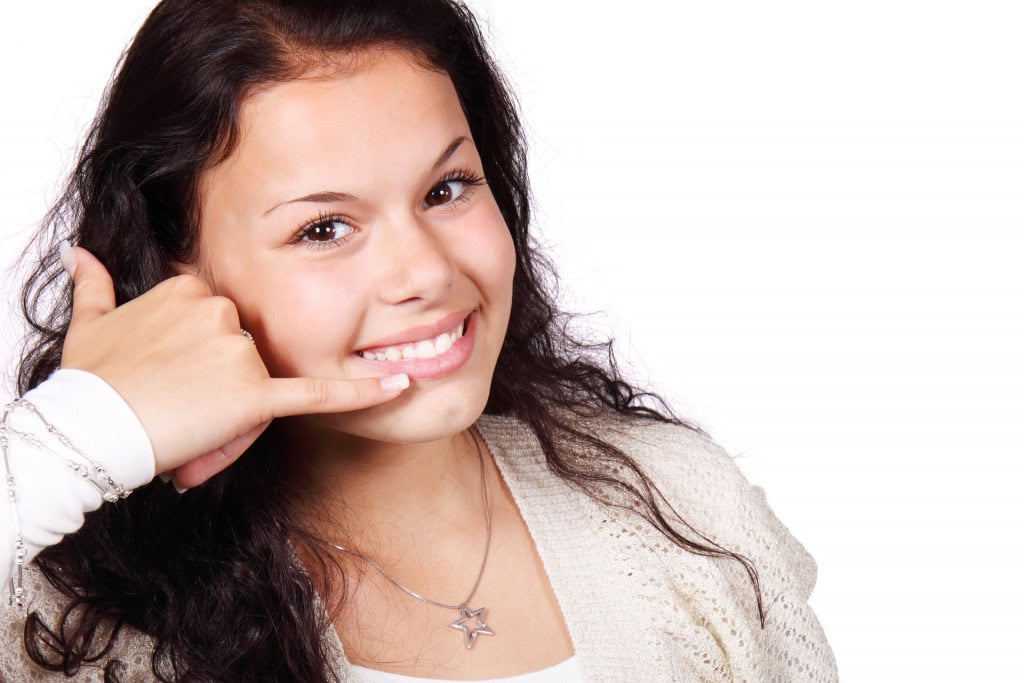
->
[591, 416, 837, 679]
[479, 412, 816, 587]
[478, 413, 838, 680]
[479, 411, 818, 607]
[0, 562, 156, 681]
[599, 416, 838, 680]
[600, 416, 820, 599]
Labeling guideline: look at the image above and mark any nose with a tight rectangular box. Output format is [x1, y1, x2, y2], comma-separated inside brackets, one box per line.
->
[375, 213, 455, 305]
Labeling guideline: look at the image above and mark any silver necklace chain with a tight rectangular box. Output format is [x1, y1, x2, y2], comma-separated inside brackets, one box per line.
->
[328, 427, 495, 648]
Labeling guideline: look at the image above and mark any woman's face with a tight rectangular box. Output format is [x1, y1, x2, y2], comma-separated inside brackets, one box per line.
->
[194, 49, 516, 445]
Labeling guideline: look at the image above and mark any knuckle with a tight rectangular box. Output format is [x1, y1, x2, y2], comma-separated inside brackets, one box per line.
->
[209, 295, 238, 316]
[201, 295, 240, 326]
[167, 273, 209, 297]
[306, 378, 333, 408]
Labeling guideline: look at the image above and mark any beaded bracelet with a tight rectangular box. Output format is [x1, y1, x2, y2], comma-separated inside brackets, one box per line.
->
[1, 398, 133, 608]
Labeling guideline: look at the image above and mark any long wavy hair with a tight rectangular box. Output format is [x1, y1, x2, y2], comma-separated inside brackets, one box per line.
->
[16, 0, 762, 680]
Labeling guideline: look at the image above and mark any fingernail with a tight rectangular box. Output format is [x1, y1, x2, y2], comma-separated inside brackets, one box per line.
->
[173, 481, 190, 494]
[58, 240, 77, 277]
[158, 473, 172, 483]
[380, 373, 409, 392]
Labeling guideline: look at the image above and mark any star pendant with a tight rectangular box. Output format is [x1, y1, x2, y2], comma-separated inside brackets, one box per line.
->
[450, 605, 494, 649]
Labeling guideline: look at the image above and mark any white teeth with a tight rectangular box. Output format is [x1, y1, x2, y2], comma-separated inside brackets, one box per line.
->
[358, 317, 468, 361]
[414, 340, 437, 359]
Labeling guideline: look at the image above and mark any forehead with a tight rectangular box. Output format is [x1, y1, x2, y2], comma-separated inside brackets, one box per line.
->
[200, 49, 471, 208]
[242, 49, 460, 145]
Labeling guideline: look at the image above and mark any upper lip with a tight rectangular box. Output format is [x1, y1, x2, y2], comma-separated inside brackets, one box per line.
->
[355, 309, 472, 351]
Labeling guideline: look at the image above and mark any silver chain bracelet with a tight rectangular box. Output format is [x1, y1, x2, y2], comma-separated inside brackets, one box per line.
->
[1, 398, 133, 608]
[0, 424, 27, 609]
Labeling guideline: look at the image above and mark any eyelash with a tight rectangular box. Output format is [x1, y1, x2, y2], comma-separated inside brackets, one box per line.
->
[292, 211, 356, 252]
[432, 168, 487, 210]
[291, 168, 487, 251]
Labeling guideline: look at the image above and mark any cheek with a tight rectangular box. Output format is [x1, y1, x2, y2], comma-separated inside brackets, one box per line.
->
[232, 262, 366, 378]
[458, 203, 517, 304]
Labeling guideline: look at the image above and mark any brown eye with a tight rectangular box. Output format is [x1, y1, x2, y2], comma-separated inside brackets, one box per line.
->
[306, 223, 338, 241]
[425, 180, 465, 207]
[298, 216, 355, 248]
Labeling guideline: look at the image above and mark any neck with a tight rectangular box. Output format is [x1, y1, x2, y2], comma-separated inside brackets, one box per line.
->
[280, 418, 487, 556]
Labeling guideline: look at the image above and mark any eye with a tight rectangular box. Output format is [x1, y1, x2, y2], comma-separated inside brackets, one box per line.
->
[295, 214, 356, 250]
[424, 170, 486, 209]
[425, 180, 464, 207]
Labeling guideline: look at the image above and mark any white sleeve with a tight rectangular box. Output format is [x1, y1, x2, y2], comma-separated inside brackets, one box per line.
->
[0, 369, 155, 589]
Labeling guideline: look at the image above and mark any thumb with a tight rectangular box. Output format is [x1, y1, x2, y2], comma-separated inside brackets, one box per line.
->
[63, 242, 116, 329]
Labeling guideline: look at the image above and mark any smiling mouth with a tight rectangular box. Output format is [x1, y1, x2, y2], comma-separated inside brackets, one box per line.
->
[355, 317, 468, 362]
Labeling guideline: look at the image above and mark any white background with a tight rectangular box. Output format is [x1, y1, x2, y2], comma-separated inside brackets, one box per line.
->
[2, 1, 1022, 680]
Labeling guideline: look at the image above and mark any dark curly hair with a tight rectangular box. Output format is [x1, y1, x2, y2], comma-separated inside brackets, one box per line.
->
[16, 0, 763, 680]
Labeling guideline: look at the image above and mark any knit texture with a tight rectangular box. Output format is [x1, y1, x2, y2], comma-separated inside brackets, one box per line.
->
[1, 414, 838, 681]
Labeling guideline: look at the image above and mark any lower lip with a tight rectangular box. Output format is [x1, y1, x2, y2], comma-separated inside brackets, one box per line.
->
[352, 311, 477, 381]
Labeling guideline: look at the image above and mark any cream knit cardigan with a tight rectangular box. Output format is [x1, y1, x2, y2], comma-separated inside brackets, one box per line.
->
[1, 413, 838, 681]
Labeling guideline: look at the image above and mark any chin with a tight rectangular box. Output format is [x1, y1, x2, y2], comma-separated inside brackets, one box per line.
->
[311, 377, 491, 445]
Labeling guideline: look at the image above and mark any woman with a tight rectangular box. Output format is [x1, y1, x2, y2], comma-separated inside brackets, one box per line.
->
[1, 0, 837, 680]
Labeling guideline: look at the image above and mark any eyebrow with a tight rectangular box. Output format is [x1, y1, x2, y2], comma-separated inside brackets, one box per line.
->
[261, 136, 471, 218]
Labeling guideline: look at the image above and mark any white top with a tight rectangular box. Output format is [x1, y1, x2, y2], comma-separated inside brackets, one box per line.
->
[349, 656, 583, 683]
[1, 369, 155, 588]
[1, 372, 839, 681]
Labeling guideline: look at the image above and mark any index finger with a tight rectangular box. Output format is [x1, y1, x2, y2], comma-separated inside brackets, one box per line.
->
[264, 373, 410, 418]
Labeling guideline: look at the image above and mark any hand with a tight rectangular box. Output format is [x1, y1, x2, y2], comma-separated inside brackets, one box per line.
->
[59, 245, 408, 488]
